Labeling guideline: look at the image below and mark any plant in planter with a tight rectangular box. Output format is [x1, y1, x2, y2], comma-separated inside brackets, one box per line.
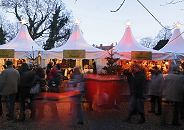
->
[102, 49, 122, 75]
[85, 49, 123, 109]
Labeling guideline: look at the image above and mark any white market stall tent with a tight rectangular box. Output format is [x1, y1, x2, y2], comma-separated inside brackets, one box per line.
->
[0, 25, 45, 67]
[0, 25, 44, 58]
[114, 25, 166, 60]
[109, 25, 173, 76]
[46, 24, 105, 70]
[47, 24, 104, 60]
[160, 27, 184, 60]
[91, 25, 168, 74]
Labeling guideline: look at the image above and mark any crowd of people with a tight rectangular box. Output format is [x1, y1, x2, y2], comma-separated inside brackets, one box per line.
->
[123, 62, 184, 126]
[0, 60, 184, 127]
[0, 60, 85, 125]
[0, 61, 47, 121]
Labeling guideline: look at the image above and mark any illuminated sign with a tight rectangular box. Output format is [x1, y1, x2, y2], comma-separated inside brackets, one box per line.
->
[63, 50, 85, 58]
[131, 51, 152, 60]
[0, 49, 14, 58]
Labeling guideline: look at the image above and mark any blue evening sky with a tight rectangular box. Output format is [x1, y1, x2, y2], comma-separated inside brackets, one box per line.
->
[62, 0, 184, 45]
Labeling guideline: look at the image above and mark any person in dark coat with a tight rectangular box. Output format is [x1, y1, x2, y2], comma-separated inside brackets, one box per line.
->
[0, 61, 20, 120]
[46, 62, 53, 80]
[124, 64, 146, 124]
[162, 65, 184, 126]
[148, 66, 163, 115]
[18, 63, 36, 121]
[67, 67, 85, 125]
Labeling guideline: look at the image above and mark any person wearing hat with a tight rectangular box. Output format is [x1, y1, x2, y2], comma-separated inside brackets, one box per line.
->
[0, 60, 20, 120]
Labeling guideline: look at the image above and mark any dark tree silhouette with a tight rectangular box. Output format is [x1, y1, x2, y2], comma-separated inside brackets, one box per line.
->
[153, 39, 169, 50]
[43, 5, 71, 50]
[1, 0, 73, 50]
[0, 25, 7, 45]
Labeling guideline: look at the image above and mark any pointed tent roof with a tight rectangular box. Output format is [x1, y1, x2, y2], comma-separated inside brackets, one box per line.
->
[50, 24, 102, 52]
[114, 26, 158, 53]
[160, 28, 184, 53]
[0, 25, 44, 51]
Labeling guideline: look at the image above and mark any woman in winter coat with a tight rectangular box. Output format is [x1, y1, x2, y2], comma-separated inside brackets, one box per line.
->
[18, 63, 36, 121]
[162, 66, 184, 126]
[148, 66, 164, 115]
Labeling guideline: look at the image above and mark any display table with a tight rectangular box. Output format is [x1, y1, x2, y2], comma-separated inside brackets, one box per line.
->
[36, 91, 80, 101]
[85, 74, 123, 109]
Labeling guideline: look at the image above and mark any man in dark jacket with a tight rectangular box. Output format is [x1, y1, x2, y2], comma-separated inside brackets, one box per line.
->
[0, 61, 20, 120]
[124, 64, 146, 124]
[18, 63, 37, 121]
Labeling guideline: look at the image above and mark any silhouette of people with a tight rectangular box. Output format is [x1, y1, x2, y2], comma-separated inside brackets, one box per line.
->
[0, 61, 20, 120]
[18, 63, 36, 121]
[124, 64, 146, 124]
[67, 67, 84, 125]
[162, 64, 184, 126]
[148, 66, 163, 115]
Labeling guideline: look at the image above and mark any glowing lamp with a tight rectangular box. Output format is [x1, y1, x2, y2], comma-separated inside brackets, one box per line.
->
[38, 51, 41, 56]
[175, 22, 182, 29]
[20, 19, 27, 25]
[126, 21, 131, 27]
[75, 18, 80, 25]
[165, 61, 169, 65]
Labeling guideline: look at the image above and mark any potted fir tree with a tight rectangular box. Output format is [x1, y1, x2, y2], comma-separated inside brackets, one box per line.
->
[85, 49, 123, 109]
[102, 49, 122, 75]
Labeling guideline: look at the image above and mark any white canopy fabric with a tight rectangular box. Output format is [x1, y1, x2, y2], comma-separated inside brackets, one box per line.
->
[0, 25, 44, 52]
[160, 28, 184, 54]
[50, 24, 102, 52]
[114, 26, 166, 60]
[0, 25, 44, 59]
[114, 26, 158, 53]
[47, 24, 103, 59]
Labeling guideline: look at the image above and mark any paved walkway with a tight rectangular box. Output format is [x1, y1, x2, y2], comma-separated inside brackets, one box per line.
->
[0, 99, 184, 130]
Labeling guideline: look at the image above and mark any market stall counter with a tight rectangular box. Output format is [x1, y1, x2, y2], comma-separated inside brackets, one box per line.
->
[85, 74, 124, 109]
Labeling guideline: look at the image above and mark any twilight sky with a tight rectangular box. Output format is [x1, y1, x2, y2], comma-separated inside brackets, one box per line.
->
[62, 0, 184, 45]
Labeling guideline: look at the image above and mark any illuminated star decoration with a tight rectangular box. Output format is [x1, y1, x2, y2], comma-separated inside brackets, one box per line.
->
[20, 19, 28, 25]
[75, 18, 80, 25]
[174, 22, 182, 29]
[125, 20, 131, 27]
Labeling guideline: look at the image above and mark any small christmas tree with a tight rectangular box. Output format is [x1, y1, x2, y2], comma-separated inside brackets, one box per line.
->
[103, 49, 122, 75]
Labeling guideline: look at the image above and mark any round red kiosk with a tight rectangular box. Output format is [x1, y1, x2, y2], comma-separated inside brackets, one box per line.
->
[85, 74, 123, 109]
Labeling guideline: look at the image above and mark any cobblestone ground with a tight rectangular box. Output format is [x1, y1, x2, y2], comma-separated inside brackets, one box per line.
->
[0, 100, 184, 130]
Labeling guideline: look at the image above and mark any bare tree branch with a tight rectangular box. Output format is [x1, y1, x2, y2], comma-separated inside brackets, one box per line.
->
[160, 0, 184, 6]
[110, 0, 126, 12]
[111, 0, 173, 30]
[14, 3, 22, 21]
[168, 31, 184, 44]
